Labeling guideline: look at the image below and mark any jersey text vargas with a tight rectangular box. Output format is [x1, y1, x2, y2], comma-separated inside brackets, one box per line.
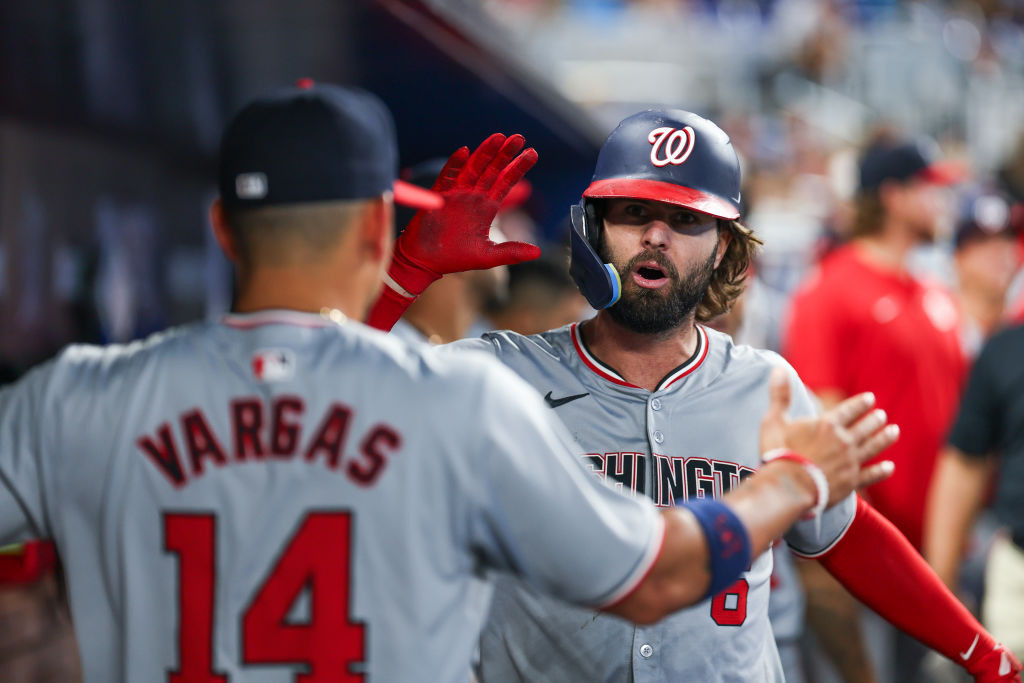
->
[137, 396, 403, 488]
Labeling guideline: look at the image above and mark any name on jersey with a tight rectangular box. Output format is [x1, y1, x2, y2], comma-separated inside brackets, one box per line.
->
[136, 396, 402, 489]
[583, 452, 755, 506]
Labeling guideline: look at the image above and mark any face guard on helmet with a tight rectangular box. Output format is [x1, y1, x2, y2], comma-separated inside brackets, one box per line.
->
[570, 109, 743, 310]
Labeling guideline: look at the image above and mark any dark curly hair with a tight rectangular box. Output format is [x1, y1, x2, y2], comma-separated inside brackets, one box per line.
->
[695, 220, 762, 322]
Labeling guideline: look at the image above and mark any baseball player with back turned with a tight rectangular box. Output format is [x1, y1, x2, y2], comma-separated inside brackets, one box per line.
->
[368, 109, 1023, 682]
[0, 83, 898, 682]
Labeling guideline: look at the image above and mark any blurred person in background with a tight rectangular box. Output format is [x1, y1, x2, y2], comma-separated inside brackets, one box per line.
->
[783, 135, 968, 682]
[483, 255, 588, 336]
[951, 191, 1023, 356]
[922, 190, 1024, 678]
[994, 132, 1024, 324]
[924, 320, 1024, 667]
[784, 133, 966, 551]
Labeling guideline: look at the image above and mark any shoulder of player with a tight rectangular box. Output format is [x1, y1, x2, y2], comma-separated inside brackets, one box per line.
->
[350, 324, 521, 392]
[4, 324, 205, 414]
[52, 322, 201, 381]
[705, 327, 793, 374]
[442, 325, 577, 362]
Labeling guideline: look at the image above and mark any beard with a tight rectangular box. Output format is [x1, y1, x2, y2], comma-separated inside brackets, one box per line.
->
[598, 240, 718, 335]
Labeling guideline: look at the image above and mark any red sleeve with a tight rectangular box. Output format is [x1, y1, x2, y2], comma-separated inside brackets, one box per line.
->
[819, 498, 1020, 679]
[782, 273, 850, 396]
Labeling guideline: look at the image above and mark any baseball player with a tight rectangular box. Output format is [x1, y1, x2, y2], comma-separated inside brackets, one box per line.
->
[0, 84, 894, 683]
[369, 109, 1022, 681]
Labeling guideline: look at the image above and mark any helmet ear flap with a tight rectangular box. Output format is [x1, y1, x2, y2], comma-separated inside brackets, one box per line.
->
[569, 201, 621, 310]
[583, 199, 603, 248]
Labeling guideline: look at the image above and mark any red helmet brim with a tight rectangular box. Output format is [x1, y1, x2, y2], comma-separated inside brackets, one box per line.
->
[583, 178, 739, 220]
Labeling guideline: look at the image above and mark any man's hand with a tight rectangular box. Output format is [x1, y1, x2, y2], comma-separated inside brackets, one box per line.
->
[759, 368, 898, 506]
[389, 133, 541, 295]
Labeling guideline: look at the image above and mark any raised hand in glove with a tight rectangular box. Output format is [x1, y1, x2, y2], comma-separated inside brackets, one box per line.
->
[390, 133, 540, 293]
[367, 133, 540, 330]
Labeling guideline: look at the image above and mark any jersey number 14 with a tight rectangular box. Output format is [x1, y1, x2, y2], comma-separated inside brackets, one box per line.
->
[164, 511, 365, 682]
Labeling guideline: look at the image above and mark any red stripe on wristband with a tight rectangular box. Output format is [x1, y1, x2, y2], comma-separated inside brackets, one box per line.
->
[762, 449, 828, 520]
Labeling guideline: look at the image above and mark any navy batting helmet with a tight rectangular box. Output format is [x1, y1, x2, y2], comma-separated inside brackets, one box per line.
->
[570, 109, 742, 309]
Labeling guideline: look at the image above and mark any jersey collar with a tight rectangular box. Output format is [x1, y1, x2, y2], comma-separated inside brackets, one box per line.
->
[220, 308, 347, 329]
[569, 322, 709, 392]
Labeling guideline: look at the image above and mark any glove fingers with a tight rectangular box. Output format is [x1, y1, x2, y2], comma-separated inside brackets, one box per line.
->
[458, 134, 506, 187]
[486, 240, 542, 266]
[475, 134, 526, 192]
[432, 147, 470, 192]
[490, 147, 539, 201]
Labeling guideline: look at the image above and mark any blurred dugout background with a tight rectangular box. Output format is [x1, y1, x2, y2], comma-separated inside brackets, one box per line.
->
[1, 0, 1023, 680]
[2, 0, 1023, 371]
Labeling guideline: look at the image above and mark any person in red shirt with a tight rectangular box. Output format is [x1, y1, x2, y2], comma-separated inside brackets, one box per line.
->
[783, 136, 968, 681]
[785, 137, 966, 549]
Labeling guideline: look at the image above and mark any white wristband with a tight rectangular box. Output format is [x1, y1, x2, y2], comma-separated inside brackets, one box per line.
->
[762, 449, 829, 520]
[383, 271, 415, 299]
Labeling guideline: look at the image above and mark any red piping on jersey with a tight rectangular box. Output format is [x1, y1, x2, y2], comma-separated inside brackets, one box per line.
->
[659, 325, 709, 390]
[570, 323, 635, 387]
[788, 495, 859, 560]
[598, 512, 667, 612]
[221, 310, 340, 330]
[570, 323, 708, 391]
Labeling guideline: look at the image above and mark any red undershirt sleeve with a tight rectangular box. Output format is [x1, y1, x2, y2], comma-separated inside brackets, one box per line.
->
[818, 497, 1013, 678]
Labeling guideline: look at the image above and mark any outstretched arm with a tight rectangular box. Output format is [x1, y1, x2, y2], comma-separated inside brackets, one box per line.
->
[366, 133, 540, 331]
[608, 371, 897, 624]
[924, 445, 994, 593]
[814, 497, 1021, 682]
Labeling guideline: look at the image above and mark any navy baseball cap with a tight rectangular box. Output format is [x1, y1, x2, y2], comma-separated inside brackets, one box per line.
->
[219, 81, 442, 211]
[954, 192, 1019, 248]
[859, 138, 965, 192]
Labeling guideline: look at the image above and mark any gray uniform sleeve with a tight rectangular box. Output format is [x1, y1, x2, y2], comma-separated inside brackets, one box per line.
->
[465, 361, 664, 608]
[0, 361, 57, 544]
[776, 360, 857, 555]
[442, 336, 496, 355]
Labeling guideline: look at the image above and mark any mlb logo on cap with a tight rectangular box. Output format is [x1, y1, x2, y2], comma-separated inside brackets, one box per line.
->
[236, 173, 268, 200]
[252, 349, 296, 382]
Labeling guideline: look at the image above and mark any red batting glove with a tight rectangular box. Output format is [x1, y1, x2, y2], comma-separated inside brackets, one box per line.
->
[393, 132, 540, 291]
[968, 643, 1022, 682]
[366, 134, 541, 331]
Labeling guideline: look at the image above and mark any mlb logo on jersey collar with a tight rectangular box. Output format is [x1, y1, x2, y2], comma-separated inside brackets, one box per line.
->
[252, 348, 296, 382]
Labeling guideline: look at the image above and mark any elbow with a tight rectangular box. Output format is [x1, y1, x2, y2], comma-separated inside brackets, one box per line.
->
[611, 598, 667, 625]
[606, 577, 706, 625]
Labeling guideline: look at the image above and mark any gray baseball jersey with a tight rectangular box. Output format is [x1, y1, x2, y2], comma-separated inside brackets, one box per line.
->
[448, 322, 856, 683]
[0, 310, 666, 683]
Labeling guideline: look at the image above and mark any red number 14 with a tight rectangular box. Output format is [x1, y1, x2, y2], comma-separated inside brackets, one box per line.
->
[164, 511, 365, 682]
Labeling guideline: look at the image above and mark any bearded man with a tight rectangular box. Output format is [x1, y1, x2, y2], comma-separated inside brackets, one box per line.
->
[368, 110, 1020, 682]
